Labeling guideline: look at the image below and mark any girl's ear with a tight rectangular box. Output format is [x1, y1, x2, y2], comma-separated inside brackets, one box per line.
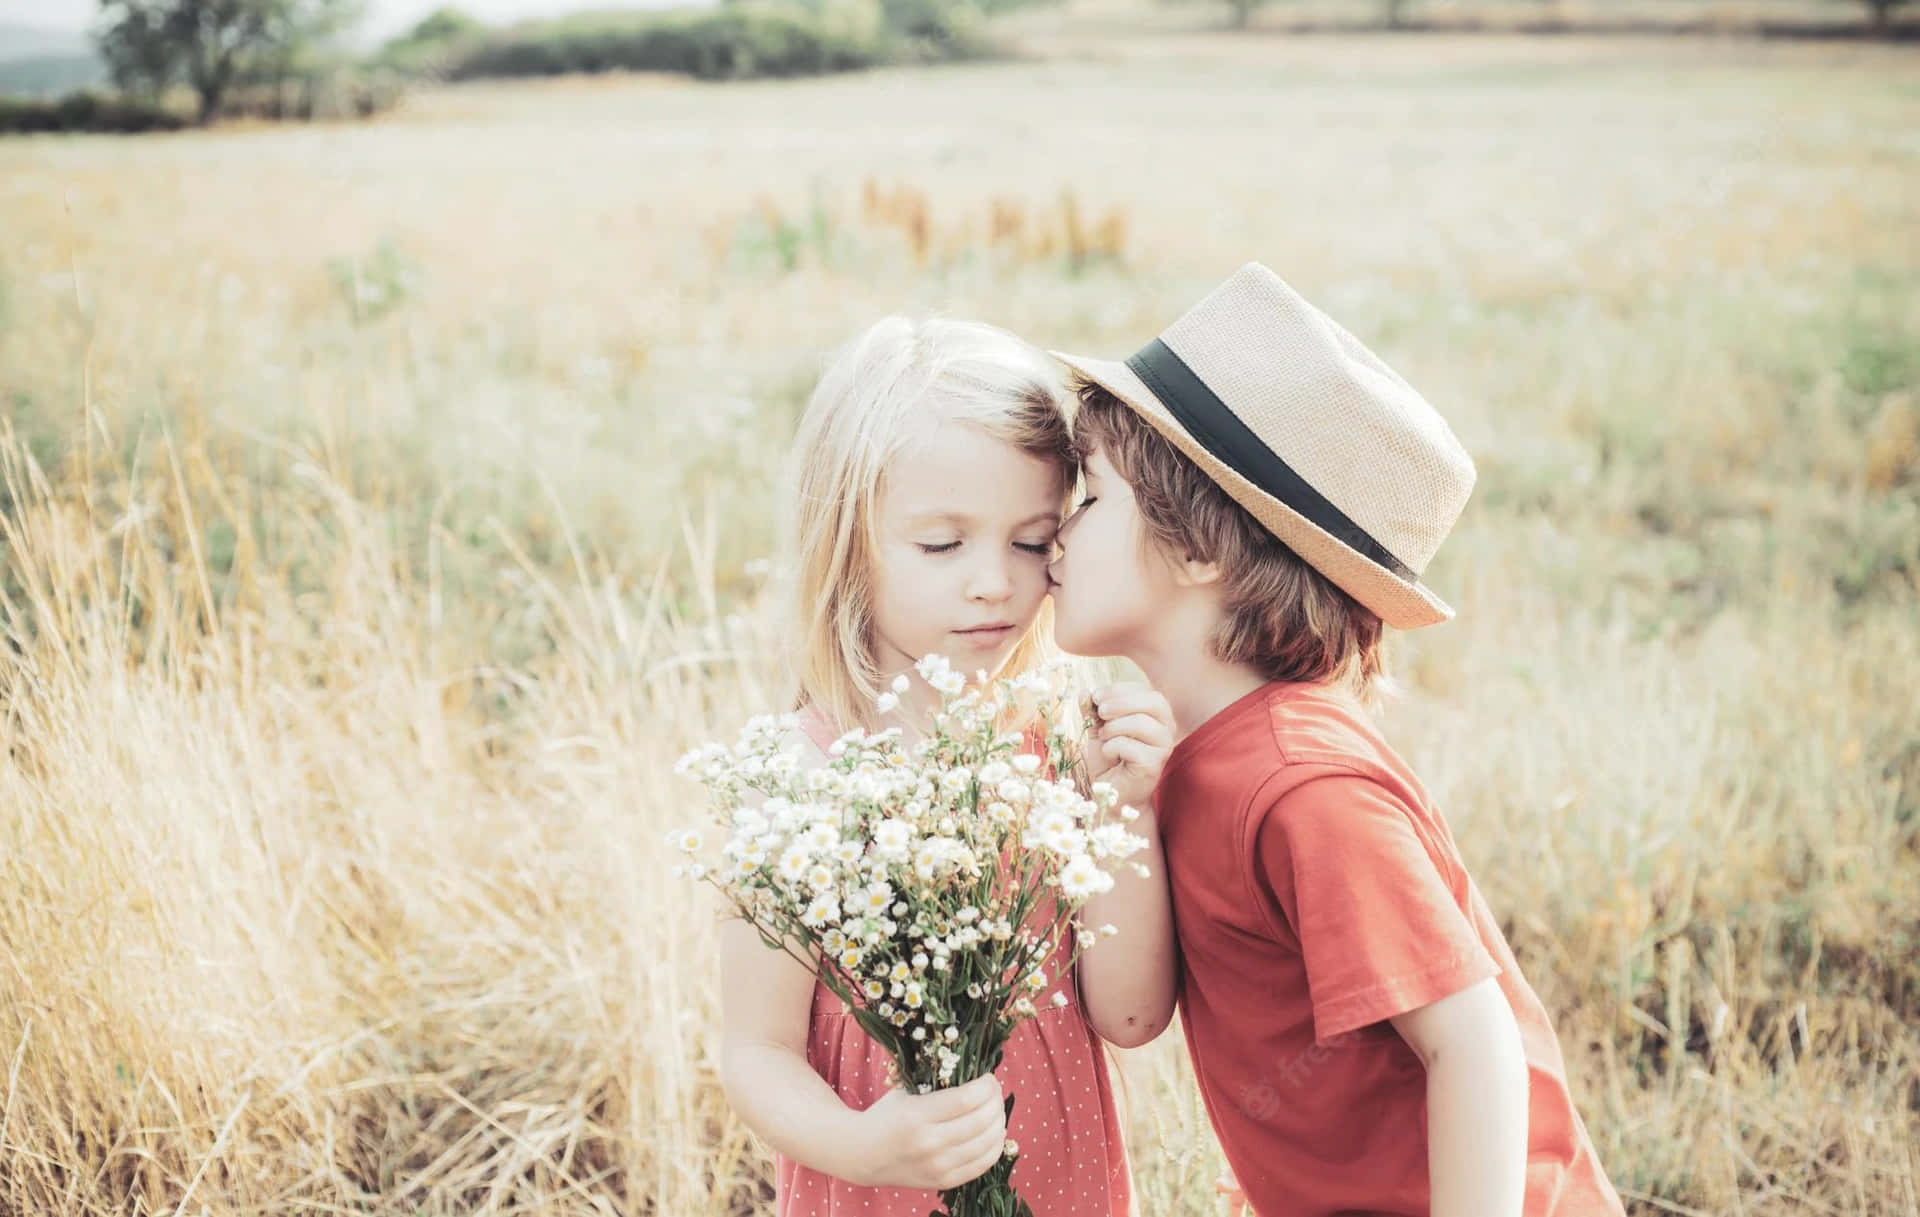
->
[1172, 555, 1223, 588]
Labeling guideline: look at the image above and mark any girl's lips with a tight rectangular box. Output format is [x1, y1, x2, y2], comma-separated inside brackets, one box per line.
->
[953, 625, 1016, 647]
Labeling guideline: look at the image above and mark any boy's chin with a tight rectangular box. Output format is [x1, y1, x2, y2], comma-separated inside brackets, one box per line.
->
[1050, 615, 1116, 659]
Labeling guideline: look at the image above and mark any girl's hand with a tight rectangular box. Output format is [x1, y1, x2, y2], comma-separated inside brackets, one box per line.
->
[1217, 1165, 1251, 1217]
[852, 1074, 1009, 1190]
[1083, 682, 1175, 814]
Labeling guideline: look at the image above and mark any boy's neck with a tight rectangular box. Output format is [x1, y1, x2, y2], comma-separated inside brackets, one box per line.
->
[1129, 640, 1270, 743]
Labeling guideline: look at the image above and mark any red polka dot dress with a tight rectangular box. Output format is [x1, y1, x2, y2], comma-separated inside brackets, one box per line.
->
[774, 709, 1134, 1217]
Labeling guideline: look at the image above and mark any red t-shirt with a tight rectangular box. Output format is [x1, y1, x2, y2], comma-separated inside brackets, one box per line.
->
[1157, 681, 1624, 1217]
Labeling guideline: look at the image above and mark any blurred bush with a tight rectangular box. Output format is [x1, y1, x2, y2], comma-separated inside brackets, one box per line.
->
[0, 90, 188, 133]
[220, 64, 410, 120]
[441, 0, 996, 83]
[371, 5, 492, 79]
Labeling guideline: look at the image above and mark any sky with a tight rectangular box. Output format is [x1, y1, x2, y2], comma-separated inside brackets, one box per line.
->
[2, 0, 691, 44]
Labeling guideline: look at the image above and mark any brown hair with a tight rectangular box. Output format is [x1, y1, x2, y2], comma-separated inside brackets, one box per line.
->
[1071, 378, 1389, 702]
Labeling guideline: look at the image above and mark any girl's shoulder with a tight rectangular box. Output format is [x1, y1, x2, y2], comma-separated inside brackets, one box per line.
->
[783, 703, 838, 771]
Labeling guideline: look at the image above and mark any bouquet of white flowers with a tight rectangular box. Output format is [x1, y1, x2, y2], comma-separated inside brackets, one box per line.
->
[672, 654, 1148, 1217]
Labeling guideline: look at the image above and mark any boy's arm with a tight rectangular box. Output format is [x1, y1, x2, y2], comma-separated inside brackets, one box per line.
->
[1252, 773, 1521, 1213]
[1388, 977, 1529, 1217]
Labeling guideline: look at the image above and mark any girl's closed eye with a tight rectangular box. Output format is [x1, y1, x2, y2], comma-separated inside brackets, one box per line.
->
[920, 537, 1054, 556]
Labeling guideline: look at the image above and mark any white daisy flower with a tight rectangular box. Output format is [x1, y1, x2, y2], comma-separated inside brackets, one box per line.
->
[802, 895, 840, 929]
[872, 819, 913, 861]
[1024, 809, 1076, 853]
[777, 847, 811, 882]
[1089, 822, 1143, 860]
[1058, 854, 1114, 901]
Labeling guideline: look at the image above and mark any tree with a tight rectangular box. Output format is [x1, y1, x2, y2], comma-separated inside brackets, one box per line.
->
[1220, 0, 1269, 26]
[1862, 0, 1908, 33]
[95, 0, 360, 124]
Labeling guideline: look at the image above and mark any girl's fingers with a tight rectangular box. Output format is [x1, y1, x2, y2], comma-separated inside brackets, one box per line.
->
[1097, 712, 1172, 750]
[1091, 683, 1173, 725]
[927, 1074, 999, 1124]
[1101, 735, 1160, 771]
[947, 1118, 1010, 1184]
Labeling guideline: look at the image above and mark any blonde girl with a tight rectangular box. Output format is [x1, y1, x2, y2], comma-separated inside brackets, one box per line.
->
[718, 316, 1177, 1217]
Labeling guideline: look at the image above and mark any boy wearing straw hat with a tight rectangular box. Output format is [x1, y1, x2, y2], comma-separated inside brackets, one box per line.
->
[1047, 264, 1623, 1217]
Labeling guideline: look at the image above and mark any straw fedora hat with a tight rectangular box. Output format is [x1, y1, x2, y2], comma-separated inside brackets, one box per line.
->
[1051, 263, 1476, 630]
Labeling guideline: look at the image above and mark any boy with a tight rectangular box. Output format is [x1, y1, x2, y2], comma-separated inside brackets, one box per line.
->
[1046, 264, 1624, 1217]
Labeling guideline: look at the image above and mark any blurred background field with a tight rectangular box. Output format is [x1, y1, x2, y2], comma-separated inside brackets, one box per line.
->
[2, 10, 1919, 1216]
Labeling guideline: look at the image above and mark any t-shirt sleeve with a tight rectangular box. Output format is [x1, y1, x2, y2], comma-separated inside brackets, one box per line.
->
[1251, 773, 1500, 1044]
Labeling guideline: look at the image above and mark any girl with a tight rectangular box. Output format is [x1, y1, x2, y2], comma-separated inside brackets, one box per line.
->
[719, 317, 1178, 1216]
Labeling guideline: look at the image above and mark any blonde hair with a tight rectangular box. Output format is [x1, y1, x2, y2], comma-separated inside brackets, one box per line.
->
[779, 317, 1074, 733]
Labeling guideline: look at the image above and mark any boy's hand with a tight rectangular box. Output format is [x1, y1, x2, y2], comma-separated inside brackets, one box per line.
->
[1216, 1166, 1250, 1216]
[1083, 682, 1175, 813]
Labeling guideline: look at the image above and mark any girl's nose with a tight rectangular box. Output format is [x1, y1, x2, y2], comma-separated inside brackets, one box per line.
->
[969, 555, 1014, 602]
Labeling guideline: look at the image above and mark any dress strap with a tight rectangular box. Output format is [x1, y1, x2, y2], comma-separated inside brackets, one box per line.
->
[794, 703, 841, 753]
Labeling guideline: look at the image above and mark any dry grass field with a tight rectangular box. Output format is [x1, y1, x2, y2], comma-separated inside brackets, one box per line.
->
[2, 20, 1917, 1216]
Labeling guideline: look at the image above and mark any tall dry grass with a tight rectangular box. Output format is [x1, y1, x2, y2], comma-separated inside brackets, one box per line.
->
[2, 30, 1917, 1217]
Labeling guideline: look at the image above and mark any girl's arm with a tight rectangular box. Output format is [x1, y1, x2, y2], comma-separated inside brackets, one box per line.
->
[1073, 683, 1178, 1048]
[1387, 977, 1530, 1217]
[717, 917, 868, 1177]
[718, 918, 1010, 1189]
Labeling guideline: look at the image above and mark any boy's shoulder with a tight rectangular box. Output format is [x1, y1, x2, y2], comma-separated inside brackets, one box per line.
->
[1250, 682, 1404, 774]
[1168, 681, 1419, 813]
